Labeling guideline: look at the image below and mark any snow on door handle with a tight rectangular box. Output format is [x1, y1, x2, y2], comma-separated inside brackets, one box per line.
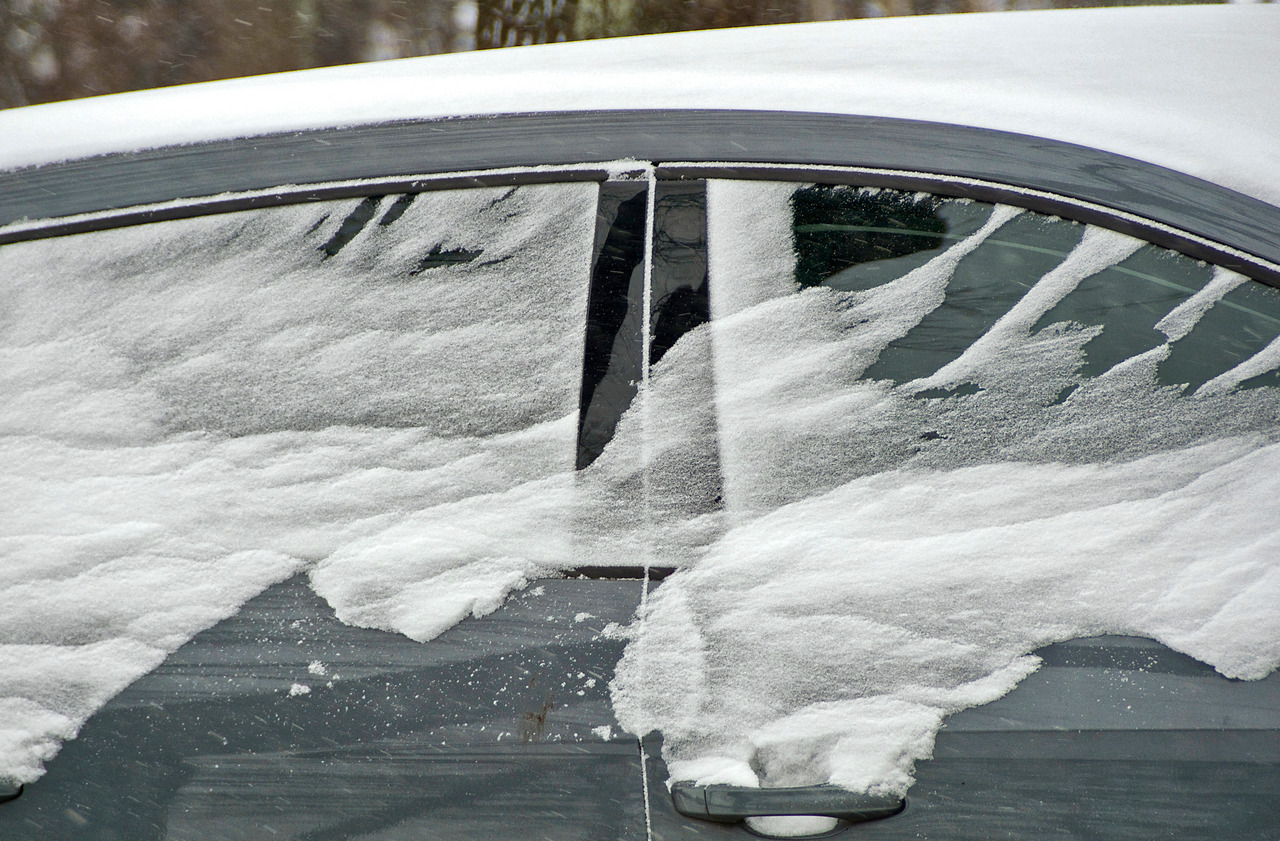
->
[671, 782, 905, 824]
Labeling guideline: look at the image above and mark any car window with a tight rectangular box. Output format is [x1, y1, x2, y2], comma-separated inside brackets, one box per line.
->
[609, 180, 1280, 829]
[5, 171, 1279, 839]
[702, 181, 1280, 507]
[0, 183, 612, 799]
[793, 184, 1280, 394]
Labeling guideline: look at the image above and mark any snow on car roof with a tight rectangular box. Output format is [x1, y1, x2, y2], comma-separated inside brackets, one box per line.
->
[2, 5, 1279, 206]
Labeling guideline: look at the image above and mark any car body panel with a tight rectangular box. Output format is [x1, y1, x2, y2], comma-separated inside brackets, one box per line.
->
[1, 576, 649, 840]
[5, 112, 1280, 287]
[1, 6, 1279, 210]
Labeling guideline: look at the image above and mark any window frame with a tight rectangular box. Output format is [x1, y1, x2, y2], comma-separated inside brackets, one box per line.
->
[3, 110, 1279, 287]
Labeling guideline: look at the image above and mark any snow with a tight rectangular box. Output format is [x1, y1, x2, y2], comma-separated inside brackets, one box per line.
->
[2, 6, 1280, 207]
[4, 166, 1280, 800]
[1156, 266, 1249, 344]
[745, 816, 840, 837]
[609, 180, 1280, 796]
[0, 182, 599, 783]
[907, 226, 1145, 393]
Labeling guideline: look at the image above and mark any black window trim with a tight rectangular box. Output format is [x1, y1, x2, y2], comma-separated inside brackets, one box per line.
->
[0, 165, 631, 246]
[657, 162, 1280, 289]
[4, 110, 1279, 271]
[4, 151, 1279, 291]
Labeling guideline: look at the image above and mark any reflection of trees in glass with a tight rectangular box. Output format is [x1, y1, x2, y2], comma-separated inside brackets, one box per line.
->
[792, 185, 949, 290]
[0, 0, 1230, 110]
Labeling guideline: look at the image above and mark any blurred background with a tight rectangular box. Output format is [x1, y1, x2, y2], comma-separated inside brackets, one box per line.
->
[0, 0, 1263, 109]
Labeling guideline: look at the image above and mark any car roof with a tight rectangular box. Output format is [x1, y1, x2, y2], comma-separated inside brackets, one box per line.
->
[2, 5, 1279, 207]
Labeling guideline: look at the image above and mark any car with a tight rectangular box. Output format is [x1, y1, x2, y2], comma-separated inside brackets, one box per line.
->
[1, 4, 1279, 839]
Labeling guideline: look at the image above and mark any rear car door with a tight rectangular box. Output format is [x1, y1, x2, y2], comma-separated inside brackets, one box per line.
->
[625, 174, 1280, 839]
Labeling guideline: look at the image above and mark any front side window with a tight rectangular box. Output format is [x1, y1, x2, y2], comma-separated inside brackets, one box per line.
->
[0, 183, 606, 791]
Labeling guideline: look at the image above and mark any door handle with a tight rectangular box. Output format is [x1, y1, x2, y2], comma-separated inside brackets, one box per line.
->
[671, 782, 904, 824]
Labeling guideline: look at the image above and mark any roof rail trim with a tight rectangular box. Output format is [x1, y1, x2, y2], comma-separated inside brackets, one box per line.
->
[3, 110, 1278, 281]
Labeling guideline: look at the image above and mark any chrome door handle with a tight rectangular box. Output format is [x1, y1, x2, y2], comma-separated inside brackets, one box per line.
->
[671, 782, 904, 824]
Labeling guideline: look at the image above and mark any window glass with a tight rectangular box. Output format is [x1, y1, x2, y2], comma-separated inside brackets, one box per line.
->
[0, 183, 600, 789]
[610, 180, 1280, 805]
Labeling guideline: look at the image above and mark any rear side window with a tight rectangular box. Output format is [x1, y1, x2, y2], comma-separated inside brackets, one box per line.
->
[610, 179, 1280, 803]
[706, 182, 1280, 509]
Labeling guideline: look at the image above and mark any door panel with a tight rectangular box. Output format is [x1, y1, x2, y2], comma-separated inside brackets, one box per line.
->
[3, 576, 648, 840]
[615, 179, 1280, 839]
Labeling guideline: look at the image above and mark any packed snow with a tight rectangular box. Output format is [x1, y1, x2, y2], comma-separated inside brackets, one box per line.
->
[0, 183, 599, 783]
[609, 180, 1280, 795]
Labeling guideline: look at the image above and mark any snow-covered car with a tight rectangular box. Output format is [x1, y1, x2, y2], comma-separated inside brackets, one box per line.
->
[1, 5, 1279, 839]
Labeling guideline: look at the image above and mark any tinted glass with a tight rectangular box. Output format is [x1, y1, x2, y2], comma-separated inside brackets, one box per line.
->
[608, 180, 1280, 837]
[0, 184, 638, 817]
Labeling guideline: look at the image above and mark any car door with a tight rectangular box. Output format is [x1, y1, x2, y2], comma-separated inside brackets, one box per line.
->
[623, 174, 1280, 840]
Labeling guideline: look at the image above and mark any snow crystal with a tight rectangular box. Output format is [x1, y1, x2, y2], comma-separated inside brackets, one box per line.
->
[289, 683, 311, 697]
[610, 180, 1280, 796]
[0, 182, 598, 783]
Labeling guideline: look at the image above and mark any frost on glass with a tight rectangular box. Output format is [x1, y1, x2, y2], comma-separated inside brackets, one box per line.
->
[0, 183, 599, 784]
[611, 180, 1280, 795]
